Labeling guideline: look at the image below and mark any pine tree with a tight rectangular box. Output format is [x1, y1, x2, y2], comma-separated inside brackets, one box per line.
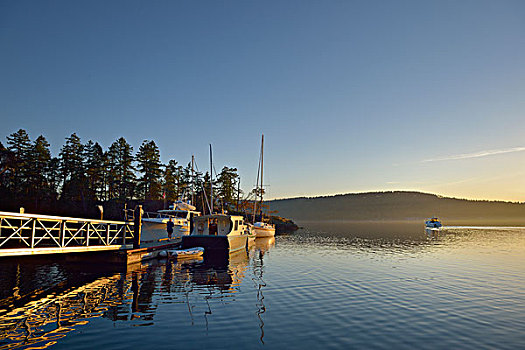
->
[163, 160, 183, 202]
[59, 133, 87, 201]
[0, 142, 15, 198]
[136, 140, 162, 200]
[216, 166, 239, 210]
[84, 141, 106, 201]
[107, 137, 135, 201]
[27, 135, 52, 201]
[6, 129, 32, 197]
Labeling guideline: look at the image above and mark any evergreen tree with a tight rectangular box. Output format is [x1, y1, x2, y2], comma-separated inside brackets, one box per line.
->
[46, 157, 61, 200]
[163, 160, 183, 202]
[216, 166, 239, 210]
[59, 133, 87, 201]
[84, 141, 106, 201]
[136, 140, 162, 200]
[107, 137, 135, 201]
[0, 142, 15, 198]
[6, 129, 32, 196]
[27, 135, 52, 201]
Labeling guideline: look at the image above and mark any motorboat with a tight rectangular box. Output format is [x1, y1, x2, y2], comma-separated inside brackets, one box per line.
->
[181, 214, 251, 254]
[141, 201, 200, 241]
[425, 217, 443, 235]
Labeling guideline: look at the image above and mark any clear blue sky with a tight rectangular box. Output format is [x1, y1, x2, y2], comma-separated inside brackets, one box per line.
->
[1, 1, 524, 201]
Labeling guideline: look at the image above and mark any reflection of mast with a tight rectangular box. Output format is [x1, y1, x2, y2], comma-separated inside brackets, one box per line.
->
[253, 247, 267, 344]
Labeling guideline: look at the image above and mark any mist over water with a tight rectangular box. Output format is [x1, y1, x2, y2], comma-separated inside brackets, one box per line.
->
[1, 224, 524, 349]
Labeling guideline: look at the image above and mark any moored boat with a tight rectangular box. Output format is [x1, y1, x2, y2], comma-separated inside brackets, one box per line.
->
[252, 134, 276, 238]
[181, 214, 250, 254]
[141, 201, 200, 241]
[253, 221, 275, 237]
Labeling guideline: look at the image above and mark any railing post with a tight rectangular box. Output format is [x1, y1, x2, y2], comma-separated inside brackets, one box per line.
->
[31, 219, 36, 249]
[60, 221, 65, 247]
[133, 205, 142, 249]
[86, 223, 90, 247]
[106, 224, 110, 246]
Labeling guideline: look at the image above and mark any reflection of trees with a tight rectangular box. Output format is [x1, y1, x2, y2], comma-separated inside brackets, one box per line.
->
[0, 272, 128, 349]
[0, 240, 280, 349]
[0, 251, 254, 349]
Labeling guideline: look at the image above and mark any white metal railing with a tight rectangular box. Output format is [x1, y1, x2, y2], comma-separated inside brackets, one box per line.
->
[0, 211, 134, 251]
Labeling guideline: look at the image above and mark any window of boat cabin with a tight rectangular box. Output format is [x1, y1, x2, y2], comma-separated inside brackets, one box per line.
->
[234, 220, 238, 231]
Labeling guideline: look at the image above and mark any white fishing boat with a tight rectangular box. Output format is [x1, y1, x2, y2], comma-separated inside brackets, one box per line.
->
[181, 145, 251, 254]
[181, 214, 251, 254]
[252, 134, 276, 238]
[141, 201, 200, 241]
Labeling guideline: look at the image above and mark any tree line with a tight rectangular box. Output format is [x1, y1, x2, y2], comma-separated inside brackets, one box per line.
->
[0, 129, 245, 218]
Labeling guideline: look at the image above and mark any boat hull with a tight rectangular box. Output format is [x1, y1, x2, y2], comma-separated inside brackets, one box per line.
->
[181, 234, 248, 255]
[141, 221, 190, 241]
[253, 226, 275, 237]
[425, 227, 442, 235]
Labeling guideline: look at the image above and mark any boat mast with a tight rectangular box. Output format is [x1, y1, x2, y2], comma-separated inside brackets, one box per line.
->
[259, 134, 264, 220]
[209, 144, 214, 214]
[191, 155, 195, 206]
[252, 141, 261, 223]
[236, 177, 240, 212]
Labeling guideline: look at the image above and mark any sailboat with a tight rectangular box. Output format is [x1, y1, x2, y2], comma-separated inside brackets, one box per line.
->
[252, 134, 276, 238]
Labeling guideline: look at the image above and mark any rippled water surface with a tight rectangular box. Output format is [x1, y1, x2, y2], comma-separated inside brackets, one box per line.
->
[1, 224, 525, 349]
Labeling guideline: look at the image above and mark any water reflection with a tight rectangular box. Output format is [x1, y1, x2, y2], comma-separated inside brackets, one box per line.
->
[251, 237, 274, 344]
[0, 240, 278, 349]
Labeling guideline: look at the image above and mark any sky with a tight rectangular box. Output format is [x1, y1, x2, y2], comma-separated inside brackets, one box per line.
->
[1, 0, 524, 202]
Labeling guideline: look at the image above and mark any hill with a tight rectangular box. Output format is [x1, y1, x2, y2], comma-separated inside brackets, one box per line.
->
[268, 191, 525, 225]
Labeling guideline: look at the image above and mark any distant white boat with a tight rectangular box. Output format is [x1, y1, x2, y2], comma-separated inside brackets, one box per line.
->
[425, 217, 443, 235]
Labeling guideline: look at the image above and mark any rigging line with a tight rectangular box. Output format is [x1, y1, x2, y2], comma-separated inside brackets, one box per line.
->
[189, 158, 212, 214]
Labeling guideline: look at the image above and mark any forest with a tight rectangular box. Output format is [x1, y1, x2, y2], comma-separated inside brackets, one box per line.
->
[0, 129, 249, 219]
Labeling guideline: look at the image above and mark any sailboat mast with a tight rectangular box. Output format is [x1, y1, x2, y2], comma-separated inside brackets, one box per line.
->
[259, 134, 264, 218]
[209, 144, 214, 214]
[236, 177, 240, 212]
[191, 155, 195, 206]
[252, 142, 261, 223]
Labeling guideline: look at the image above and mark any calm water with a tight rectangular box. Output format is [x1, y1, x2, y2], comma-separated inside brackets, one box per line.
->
[1, 223, 524, 349]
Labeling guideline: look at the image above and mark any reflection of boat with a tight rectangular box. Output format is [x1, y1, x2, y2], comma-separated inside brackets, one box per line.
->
[425, 217, 443, 235]
[141, 201, 200, 241]
[181, 214, 250, 255]
[254, 236, 275, 251]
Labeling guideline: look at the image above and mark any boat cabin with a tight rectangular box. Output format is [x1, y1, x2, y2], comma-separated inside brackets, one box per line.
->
[192, 214, 247, 236]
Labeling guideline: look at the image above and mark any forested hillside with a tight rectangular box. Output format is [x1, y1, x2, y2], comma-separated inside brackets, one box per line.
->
[268, 192, 525, 224]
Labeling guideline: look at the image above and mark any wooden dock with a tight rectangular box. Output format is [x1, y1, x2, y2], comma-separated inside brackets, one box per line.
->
[0, 211, 136, 257]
